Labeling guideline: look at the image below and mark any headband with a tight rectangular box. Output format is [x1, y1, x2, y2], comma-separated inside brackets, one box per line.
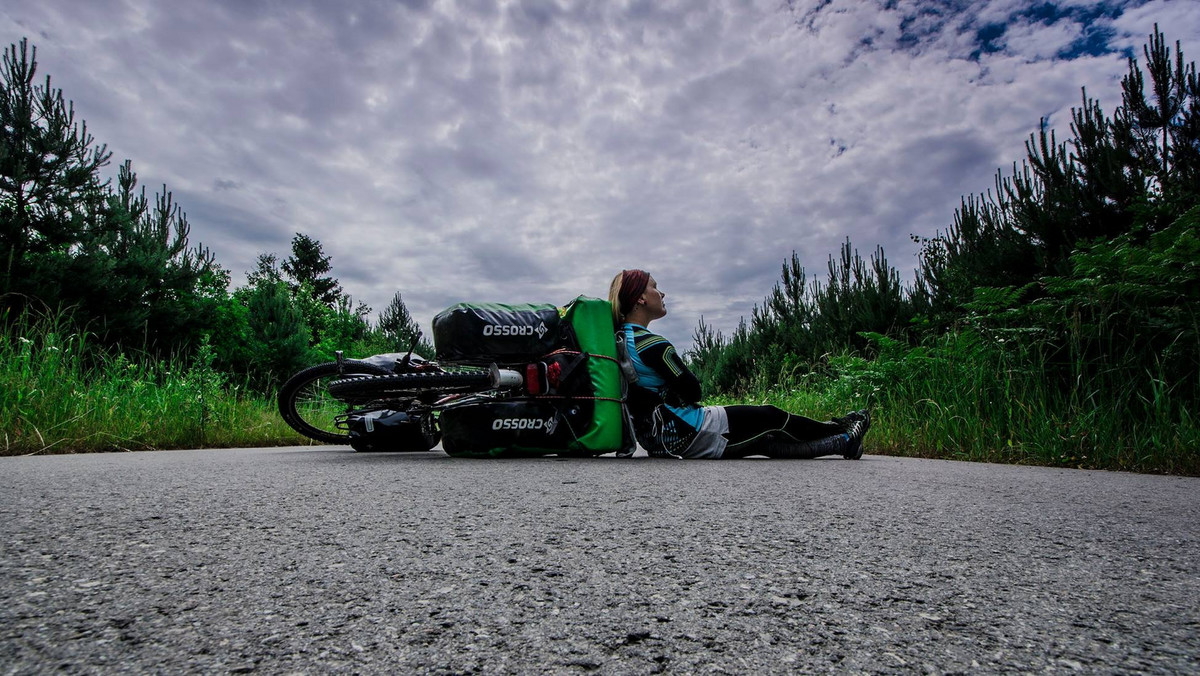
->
[618, 269, 650, 318]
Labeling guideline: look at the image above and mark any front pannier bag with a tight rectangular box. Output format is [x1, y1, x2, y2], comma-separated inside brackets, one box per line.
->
[346, 409, 436, 453]
[437, 296, 628, 457]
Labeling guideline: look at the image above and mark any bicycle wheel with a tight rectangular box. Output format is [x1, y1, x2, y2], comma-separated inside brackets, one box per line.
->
[327, 370, 493, 399]
[278, 360, 393, 443]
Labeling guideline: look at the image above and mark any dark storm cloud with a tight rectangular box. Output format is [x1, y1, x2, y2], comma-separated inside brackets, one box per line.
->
[3, 0, 1197, 349]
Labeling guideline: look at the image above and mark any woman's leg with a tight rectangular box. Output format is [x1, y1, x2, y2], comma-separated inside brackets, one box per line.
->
[722, 405, 867, 459]
[723, 405, 843, 446]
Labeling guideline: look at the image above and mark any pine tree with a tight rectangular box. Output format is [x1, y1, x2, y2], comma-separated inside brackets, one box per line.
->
[74, 160, 220, 349]
[0, 38, 110, 307]
[245, 281, 311, 387]
[914, 26, 1197, 319]
[1, 38, 221, 355]
[378, 291, 423, 352]
[247, 253, 282, 287]
[1118, 26, 1200, 219]
[281, 233, 343, 307]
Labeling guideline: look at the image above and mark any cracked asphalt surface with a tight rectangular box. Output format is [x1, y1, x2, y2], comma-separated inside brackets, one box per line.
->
[2, 447, 1198, 674]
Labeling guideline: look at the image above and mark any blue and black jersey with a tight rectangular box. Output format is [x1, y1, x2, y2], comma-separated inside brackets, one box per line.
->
[621, 323, 705, 455]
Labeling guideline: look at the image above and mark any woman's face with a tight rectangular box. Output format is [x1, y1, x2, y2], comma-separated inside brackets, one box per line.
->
[641, 276, 667, 319]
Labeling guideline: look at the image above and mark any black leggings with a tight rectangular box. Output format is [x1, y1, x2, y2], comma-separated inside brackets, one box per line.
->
[722, 405, 845, 458]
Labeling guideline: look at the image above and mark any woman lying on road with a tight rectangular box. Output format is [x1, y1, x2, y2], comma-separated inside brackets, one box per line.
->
[609, 269, 870, 460]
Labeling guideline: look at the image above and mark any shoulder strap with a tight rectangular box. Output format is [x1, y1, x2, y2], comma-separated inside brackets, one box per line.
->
[614, 330, 639, 385]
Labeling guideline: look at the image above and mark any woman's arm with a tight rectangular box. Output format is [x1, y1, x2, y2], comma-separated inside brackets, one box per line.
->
[637, 338, 702, 404]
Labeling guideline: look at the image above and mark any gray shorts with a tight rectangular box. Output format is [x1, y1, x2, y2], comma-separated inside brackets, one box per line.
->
[680, 406, 730, 459]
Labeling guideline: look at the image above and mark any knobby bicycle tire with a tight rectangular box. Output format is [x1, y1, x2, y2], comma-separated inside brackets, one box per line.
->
[328, 370, 493, 399]
[278, 360, 392, 443]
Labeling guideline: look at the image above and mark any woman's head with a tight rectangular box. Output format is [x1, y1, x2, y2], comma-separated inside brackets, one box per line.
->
[609, 269, 666, 326]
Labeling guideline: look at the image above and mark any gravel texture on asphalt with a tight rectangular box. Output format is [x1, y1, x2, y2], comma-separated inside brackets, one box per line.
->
[2, 447, 1198, 674]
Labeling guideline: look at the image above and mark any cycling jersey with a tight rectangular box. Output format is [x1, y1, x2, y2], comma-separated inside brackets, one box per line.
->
[621, 323, 707, 455]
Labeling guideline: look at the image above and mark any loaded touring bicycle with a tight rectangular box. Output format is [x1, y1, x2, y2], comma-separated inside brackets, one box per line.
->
[278, 297, 634, 457]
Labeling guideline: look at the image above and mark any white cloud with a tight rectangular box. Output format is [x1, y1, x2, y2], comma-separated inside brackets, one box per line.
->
[3, 0, 1198, 351]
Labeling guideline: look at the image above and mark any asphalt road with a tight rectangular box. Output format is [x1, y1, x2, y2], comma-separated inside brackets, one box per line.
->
[2, 447, 1198, 674]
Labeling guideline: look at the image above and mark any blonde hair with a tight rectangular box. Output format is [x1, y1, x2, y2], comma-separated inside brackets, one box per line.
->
[608, 271, 625, 327]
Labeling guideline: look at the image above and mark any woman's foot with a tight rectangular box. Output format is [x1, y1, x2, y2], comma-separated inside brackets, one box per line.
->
[832, 409, 867, 430]
[840, 409, 871, 459]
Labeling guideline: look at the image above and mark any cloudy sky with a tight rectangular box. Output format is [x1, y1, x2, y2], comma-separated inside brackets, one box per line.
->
[4, 0, 1198, 348]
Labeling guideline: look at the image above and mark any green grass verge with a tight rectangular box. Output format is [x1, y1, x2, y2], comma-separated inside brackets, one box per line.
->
[1, 312, 315, 455]
[5, 312, 1198, 474]
[710, 333, 1199, 475]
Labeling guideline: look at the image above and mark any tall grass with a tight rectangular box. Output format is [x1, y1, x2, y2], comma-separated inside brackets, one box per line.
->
[6, 306, 1196, 472]
[1, 310, 309, 455]
[721, 330, 1199, 475]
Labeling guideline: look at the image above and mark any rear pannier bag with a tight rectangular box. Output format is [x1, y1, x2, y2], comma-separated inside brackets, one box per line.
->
[438, 296, 628, 457]
[439, 399, 595, 456]
[432, 302, 564, 363]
